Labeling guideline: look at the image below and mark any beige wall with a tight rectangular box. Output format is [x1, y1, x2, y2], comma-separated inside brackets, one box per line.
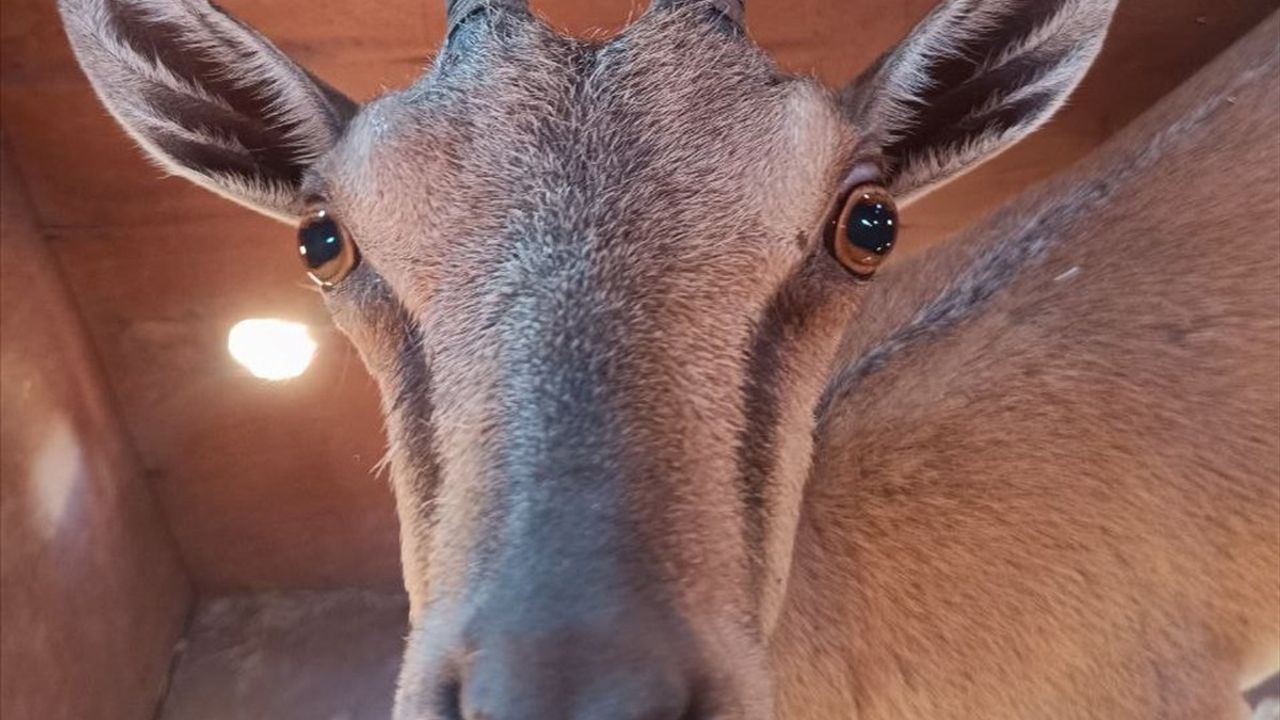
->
[0, 148, 192, 719]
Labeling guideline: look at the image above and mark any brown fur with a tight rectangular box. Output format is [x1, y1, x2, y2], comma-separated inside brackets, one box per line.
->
[779, 14, 1280, 718]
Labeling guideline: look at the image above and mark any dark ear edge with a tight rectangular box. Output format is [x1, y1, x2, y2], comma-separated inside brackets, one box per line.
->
[841, 0, 1118, 202]
[59, 0, 358, 222]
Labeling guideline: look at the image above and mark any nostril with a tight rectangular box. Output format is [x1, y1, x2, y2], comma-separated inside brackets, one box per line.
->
[676, 693, 712, 720]
[449, 667, 702, 720]
[437, 602, 706, 720]
[437, 679, 464, 720]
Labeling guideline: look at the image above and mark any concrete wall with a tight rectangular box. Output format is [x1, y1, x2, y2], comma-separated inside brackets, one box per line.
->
[0, 147, 193, 719]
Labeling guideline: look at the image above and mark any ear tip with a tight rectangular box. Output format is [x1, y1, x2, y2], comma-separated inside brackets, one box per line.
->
[55, 0, 80, 22]
[57, 0, 95, 56]
[56, 0, 96, 19]
[56, 0, 110, 41]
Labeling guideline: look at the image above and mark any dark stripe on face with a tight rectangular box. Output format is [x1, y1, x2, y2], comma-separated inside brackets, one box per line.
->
[388, 319, 444, 541]
[735, 282, 803, 598]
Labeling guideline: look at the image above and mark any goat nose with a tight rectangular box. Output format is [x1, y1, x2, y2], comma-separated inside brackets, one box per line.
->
[446, 611, 701, 720]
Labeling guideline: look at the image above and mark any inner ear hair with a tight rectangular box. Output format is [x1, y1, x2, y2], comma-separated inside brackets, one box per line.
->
[59, 0, 357, 221]
[841, 0, 1118, 200]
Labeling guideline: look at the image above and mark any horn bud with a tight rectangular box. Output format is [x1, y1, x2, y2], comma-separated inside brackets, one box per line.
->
[654, 0, 745, 26]
[445, 0, 529, 36]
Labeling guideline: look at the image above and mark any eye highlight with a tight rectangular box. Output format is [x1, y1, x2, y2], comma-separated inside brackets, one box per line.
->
[831, 186, 898, 278]
[298, 210, 359, 287]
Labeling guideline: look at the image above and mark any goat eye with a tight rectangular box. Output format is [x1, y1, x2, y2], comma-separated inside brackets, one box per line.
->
[832, 187, 898, 277]
[298, 210, 359, 287]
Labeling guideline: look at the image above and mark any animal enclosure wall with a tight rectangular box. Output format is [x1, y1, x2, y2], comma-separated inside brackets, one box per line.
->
[0, 152, 192, 719]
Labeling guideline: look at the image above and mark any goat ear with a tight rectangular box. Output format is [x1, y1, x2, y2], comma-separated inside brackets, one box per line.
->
[58, 0, 357, 222]
[841, 0, 1117, 202]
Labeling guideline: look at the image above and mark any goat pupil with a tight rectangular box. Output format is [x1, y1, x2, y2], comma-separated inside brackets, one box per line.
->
[845, 198, 897, 256]
[299, 216, 343, 270]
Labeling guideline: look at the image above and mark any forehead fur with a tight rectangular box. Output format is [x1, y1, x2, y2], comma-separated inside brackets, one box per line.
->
[319, 7, 850, 301]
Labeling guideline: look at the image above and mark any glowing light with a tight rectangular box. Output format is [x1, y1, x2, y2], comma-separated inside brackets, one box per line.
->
[227, 319, 317, 381]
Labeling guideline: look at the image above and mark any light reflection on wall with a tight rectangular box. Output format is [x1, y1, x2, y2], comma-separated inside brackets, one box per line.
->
[29, 418, 85, 542]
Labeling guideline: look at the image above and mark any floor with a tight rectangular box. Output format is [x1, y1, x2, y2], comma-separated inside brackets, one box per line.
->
[157, 591, 408, 720]
[157, 591, 1279, 720]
